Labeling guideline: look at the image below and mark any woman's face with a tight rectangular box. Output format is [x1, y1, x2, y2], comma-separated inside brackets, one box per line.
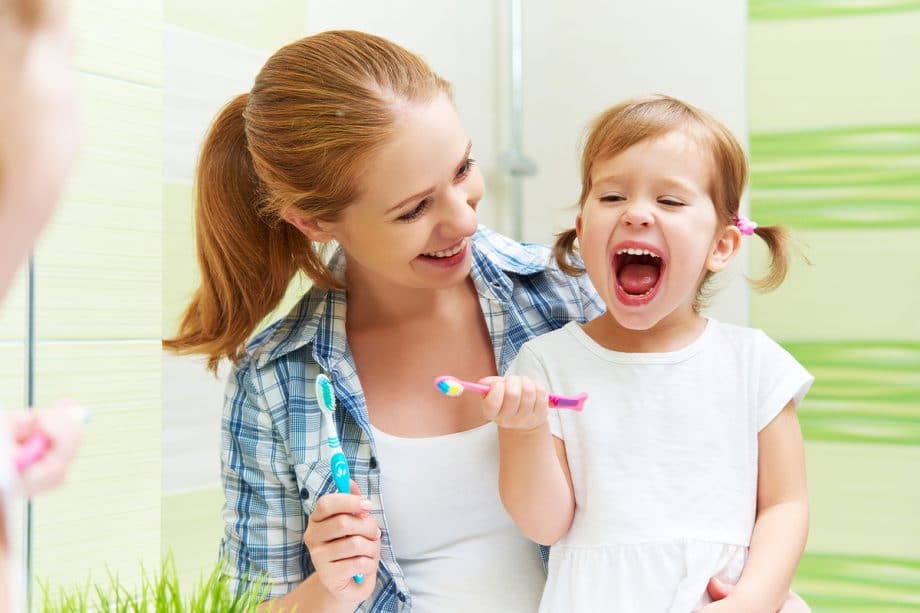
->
[316, 92, 484, 293]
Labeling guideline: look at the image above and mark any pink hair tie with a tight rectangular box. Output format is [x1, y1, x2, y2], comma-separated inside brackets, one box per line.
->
[735, 215, 757, 236]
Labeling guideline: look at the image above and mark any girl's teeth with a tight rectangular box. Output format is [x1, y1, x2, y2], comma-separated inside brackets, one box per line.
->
[616, 247, 660, 258]
[424, 238, 466, 258]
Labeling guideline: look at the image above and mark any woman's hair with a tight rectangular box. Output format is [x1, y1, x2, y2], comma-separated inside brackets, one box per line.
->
[553, 94, 792, 310]
[163, 30, 451, 371]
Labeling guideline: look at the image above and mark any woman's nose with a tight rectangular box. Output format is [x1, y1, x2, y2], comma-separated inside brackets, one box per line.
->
[441, 186, 479, 236]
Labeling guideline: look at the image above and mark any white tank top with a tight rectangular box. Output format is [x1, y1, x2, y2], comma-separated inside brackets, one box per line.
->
[370, 422, 545, 612]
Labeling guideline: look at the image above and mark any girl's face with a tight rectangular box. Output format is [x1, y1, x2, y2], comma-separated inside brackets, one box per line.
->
[576, 130, 740, 332]
[304, 93, 483, 294]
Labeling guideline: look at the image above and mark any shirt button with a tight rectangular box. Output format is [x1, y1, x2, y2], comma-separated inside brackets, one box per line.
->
[299, 488, 309, 500]
[369, 456, 378, 469]
[397, 592, 407, 602]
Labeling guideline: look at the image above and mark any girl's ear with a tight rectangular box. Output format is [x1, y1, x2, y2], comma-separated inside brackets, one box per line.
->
[707, 224, 742, 273]
[281, 208, 334, 243]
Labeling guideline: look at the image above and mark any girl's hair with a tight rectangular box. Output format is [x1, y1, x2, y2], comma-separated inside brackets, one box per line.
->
[163, 30, 451, 371]
[553, 94, 791, 310]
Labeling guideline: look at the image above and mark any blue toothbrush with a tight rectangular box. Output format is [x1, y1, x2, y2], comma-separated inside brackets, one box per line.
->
[316, 374, 365, 584]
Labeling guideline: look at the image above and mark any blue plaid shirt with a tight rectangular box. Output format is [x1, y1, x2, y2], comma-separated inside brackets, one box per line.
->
[220, 226, 604, 611]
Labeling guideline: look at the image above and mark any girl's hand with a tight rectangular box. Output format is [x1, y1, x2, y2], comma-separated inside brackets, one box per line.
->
[478, 375, 549, 431]
[302, 480, 380, 605]
[706, 576, 811, 613]
[8, 401, 84, 495]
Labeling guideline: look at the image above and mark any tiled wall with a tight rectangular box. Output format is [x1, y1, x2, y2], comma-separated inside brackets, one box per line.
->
[748, 2, 920, 610]
[26, 0, 162, 596]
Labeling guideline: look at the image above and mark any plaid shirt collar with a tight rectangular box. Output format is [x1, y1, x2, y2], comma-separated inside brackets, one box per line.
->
[251, 225, 548, 374]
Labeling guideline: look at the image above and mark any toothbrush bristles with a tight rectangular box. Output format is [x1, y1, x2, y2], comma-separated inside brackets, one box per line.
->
[436, 379, 463, 397]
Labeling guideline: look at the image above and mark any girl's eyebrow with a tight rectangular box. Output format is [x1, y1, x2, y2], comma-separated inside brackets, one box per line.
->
[386, 141, 472, 213]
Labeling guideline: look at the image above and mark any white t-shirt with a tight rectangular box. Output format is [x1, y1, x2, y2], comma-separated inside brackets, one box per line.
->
[507, 319, 813, 613]
[370, 421, 545, 612]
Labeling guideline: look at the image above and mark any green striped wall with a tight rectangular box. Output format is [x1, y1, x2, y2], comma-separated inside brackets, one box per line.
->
[749, 2, 920, 610]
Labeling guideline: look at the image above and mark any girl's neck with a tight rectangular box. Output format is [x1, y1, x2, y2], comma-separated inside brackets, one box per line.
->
[584, 309, 708, 353]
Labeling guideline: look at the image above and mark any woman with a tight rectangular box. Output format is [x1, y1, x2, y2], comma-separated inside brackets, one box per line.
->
[164, 30, 809, 612]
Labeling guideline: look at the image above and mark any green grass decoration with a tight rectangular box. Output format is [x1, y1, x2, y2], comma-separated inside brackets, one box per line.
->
[38, 553, 278, 612]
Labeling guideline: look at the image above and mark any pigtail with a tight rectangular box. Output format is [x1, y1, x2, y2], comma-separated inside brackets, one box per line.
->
[750, 224, 792, 292]
[553, 227, 586, 276]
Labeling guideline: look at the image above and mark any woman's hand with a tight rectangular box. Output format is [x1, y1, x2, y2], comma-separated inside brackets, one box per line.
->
[7, 401, 84, 496]
[303, 480, 380, 605]
[706, 576, 812, 613]
[479, 375, 549, 431]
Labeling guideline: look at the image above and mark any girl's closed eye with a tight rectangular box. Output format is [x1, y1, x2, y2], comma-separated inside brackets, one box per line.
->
[658, 197, 686, 207]
[599, 193, 626, 203]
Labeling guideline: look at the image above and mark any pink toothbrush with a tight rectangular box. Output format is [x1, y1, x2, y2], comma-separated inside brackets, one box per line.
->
[434, 375, 588, 412]
[13, 403, 90, 472]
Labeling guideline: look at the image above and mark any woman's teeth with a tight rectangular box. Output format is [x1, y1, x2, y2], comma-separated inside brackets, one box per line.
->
[423, 238, 466, 258]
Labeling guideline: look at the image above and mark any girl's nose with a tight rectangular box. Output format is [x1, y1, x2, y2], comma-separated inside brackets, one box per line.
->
[622, 201, 654, 227]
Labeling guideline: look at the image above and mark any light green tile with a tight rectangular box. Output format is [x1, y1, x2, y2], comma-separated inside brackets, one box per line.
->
[30, 341, 161, 593]
[163, 182, 197, 338]
[749, 13, 920, 132]
[750, 126, 920, 230]
[162, 487, 225, 595]
[749, 230, 920, 341]
[164, 0, 304, 52]
[0, 268, 26, 342]
[805, 441, 920, 560]
[72, 0, 162, 86]
[784, 342, 920, 446]
[0, 345, 25, 410]
[751, 0, 920, 21]
[35, 73, 161, 341]
[794, 552, 920, 612]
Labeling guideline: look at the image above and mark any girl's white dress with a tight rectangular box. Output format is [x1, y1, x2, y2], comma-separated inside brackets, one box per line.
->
[507, 319, 813, 612]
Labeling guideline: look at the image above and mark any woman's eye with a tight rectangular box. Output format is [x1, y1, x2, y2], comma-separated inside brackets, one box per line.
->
[456, 157, 476, 180]
[397, 199, 431, 222]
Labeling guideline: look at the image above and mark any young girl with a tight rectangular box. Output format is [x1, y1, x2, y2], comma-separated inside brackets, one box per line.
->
[480, 95, 813, 612]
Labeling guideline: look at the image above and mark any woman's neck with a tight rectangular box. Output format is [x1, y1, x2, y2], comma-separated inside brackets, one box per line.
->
[345, 274, 479, 332]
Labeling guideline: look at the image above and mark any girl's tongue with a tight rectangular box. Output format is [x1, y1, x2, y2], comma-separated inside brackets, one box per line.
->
[618, 263, 660, 294]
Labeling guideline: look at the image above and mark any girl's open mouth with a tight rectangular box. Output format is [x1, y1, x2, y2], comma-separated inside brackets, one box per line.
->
[613, 246, 664, 306]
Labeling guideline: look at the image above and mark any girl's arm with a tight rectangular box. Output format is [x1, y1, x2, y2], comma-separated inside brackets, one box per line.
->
[723, 400, 809, 611]
[498, 425, 575, 546]
[479, 374, 576, 546]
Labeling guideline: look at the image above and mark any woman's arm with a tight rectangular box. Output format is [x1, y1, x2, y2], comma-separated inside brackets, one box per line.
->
[706, 400, 809, 612]
[223, 365, 379, 610]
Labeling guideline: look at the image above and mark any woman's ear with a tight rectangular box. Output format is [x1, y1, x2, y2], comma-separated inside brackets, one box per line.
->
[706, 224, 742, 273]
[281, 208, 334, 243]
